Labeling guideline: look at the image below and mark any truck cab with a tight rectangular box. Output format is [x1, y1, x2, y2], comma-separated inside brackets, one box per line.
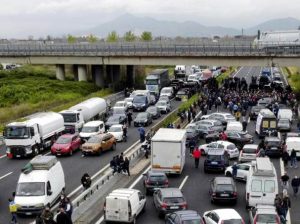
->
[60, 110, 84, 133]
[79, 120, 105, 142]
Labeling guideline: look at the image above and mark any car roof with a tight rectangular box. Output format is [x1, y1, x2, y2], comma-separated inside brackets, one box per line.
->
[216, 141, 235, 146]
[109, 124, 123, 129]
[174, 210, 201, 220]
[214, 177, 233, 184]
[116, 101, 126, 104]
[159, 188, 183, 197]
[213, 209, 241, 219]
[207, 149, 225, 155]
[148, 171, 166, 176]
[243, 144, 258, 149]
[84, 120, 104, 126]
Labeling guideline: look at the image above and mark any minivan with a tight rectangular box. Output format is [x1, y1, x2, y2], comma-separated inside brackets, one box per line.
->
[246, 158, 278, 208]
[285, 137, 300, 157]
[79, 120, 105, 141]
[255, 109, 277, 138]
[104, 188, 146, 223]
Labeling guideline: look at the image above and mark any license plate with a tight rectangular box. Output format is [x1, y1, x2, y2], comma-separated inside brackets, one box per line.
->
[154, 187, 160, 191]
[16, 155, 21, 158]
[26, 212, 32, 215]
[170, 206, 179, 209]
[220, 194, 229, 197]
[211, 162, 218, 165]
[57, 153, 61, 156]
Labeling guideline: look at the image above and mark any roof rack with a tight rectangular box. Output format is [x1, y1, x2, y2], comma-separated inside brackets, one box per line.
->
[22, 155, 57, 174]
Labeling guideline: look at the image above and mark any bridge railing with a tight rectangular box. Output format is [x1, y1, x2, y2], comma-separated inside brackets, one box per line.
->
[0, 42, 299, 56]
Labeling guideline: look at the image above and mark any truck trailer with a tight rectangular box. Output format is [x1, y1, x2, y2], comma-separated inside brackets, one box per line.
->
[60, 97, 107, 132]
[151, 128, 186, 174]
[145, 69, 170, 96]
[4, 112, 65, 158]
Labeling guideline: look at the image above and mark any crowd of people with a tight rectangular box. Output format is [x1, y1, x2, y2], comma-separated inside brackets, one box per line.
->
[110, 152, 131, 176]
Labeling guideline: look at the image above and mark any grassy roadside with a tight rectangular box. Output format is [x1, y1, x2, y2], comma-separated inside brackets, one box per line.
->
[216, 66, 236, 86]
[282, 67, 300, 92]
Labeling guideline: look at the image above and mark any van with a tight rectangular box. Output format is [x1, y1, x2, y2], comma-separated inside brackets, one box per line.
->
[15, 155, 65, 215]
[79, 120, 105, 141]
[285, 137, 300, 156]
[278, 109, 293, 123]
[246, 158, 278, 208]
[255, 109, 277, 137]
[104, 188, 146, 223]
[132, 95, 149, 112]
[226, 121, 243, 132]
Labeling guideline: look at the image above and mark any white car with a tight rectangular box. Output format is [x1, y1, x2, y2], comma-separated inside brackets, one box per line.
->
[114, 101, 129, 112]
[155, 100, 171, 114]
[108, 124, 123, 142]
[198, 141, 239, 158]
[239, 144, 258, 162]
[225, 163, 251, 181]
[201, 113, 236, 125]
[160, 87, 174, 99]
[203, 209, 244, 224]
[124, 98, 133, 109]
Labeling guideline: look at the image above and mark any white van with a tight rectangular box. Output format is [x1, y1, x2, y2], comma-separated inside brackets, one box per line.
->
[246, 158, 278, 208]
[278, 109, 293, 123]
[226, 121, 243, 132]
[15, 155, 65, 215]
[160, 87, 174, 99]
[79, 120, 105, 141]
[256, 109, 277, 137]
[104, 188, 146, 223]
[285, 137, 300, 156]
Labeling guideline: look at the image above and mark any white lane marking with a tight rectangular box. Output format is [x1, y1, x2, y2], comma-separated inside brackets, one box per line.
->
[95, 165, 151, 224]
[233, 67, 243, 78]
[179, 176, 189, 190]
[0, 154, 6, 159]
[280, 158, 291, 224]
[0, 171, 13, 180]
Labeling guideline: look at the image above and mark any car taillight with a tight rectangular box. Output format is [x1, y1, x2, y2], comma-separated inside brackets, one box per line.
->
[233, 192, 237, 197]
[212, 193, 216, 197]
[181, 202, 187, 209]
[161, 203, 167, 209]
[165, 179, 169, 186]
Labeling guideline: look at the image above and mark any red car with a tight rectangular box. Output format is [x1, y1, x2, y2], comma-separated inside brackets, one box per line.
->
[51, 134, 81, 156]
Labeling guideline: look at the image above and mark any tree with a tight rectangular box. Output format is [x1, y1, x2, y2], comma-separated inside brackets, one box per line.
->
[140, 31, 152, 41]
[87, 34, 98, 43]
[0, 64, 3, 70]
[67, 34, 77, 44]
[124, 30, 136, 42]
[106, 31, 119, 42]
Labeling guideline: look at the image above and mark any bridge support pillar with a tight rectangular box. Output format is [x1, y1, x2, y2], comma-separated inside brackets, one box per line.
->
[107, 65, 120, 90]
[72, 65, 78, 81]
[56, 64, 65, 81]
[92, 65, 105, 88]
[126, 65, 135, 88]
[78, 65, 88, 81]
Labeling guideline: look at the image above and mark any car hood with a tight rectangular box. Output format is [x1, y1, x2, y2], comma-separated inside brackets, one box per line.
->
[134, 118, 147, 122]
[82, 143, 100, 148]
[52, 143, 70, 149]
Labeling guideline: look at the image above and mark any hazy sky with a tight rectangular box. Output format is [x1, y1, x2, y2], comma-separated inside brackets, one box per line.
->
[0, 0, 299, 38]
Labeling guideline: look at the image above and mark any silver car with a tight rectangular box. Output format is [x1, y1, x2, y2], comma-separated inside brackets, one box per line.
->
[239, 144, 258, 162]
[155, 100, 171, 114]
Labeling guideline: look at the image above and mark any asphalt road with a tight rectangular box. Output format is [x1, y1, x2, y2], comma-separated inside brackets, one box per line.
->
[0, 97, 182, 223]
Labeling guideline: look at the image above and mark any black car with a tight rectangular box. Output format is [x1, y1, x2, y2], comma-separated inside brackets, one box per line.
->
[175, 89, 191, 101]
[209, 177, 237, 204]
[264, 136, 283, 157]
[143, 171, 168, 195]
[146, 106, 161, 119]
[225, 131, 253, 149]
[134, 112, 153, 127]
[249, 105, 265, 120]
[204, 149, 229, 173]
[165, 210, 203, 224]
[105, 114, 127, 130]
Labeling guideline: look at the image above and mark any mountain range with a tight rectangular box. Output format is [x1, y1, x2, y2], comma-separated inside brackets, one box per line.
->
[82, 14, 300, 38]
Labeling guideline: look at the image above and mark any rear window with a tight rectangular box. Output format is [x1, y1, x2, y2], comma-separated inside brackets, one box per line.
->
[223, 220, 243, 224]
[251, 180, 262, 192]
[149, 175, 166, 182]
[264, 180, 275, 193]
[243, 147, 257, 153]
[257, 214, 278, 222]
[207, 155, 222, 161]
[163, 197, 184, 204]
[216, 184, 234, 192]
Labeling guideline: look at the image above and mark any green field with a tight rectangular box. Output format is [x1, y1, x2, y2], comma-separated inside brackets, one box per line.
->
[282, 67, 300, 93]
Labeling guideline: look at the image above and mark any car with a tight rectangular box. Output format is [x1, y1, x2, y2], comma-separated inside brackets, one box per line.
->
[195, 119, 224, 133]
[153, 188, 187, 217]
[156, 100, 171, 114]
[277, 118, 291, 131]
[146, 106, 161, 119]
[204, 149, 229, 173]
[105, 114, 127, 130]
[203, 209, 244, 224]
[185, 124, 199, 145]
[209, 177, 237, 204]
[195, 125, 215, 138]
[257, 97, 273, 107]
[51, 134, 81, 156]
[175, 89, 191, 101]
[134, 112, 153, 127]
[160, 87, 174, 99]
[264, 136, 283, 157]
[225, 163, 251, 181]
[225, 131, 253, 149]
[159, 95, 171, 103]
[249, 205, 280, 224]
[143, 171, 168, 195]
[199, 141, 239, 158]
[239, 144, 259, 162]
[249, 105, 265, 120]
[107, 124, 124, 142]
[113, 100, 129, 112]
[81, 133, 116, 156]
[201, 113, 236, 126]
[124, 97, 133, 109]
[165, 210, 203, 224]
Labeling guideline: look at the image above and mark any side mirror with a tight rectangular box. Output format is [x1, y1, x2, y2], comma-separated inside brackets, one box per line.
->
[47, 190, 52, 196]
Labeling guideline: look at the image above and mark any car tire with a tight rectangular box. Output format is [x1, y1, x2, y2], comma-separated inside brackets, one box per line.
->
[111, 143, 116, 151]
[226, 172, 232, 177]
[32, 146, 39, 157]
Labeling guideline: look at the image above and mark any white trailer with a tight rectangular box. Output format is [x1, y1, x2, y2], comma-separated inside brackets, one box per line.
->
[151, 128, 186, 174]
[60, 97, 107, 132]
[4, 112, 65, 158]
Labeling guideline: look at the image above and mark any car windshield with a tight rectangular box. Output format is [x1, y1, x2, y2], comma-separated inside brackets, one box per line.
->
[223, 220, 243, 224]
[161, 89, 171, 93]
[81, 126, 98, 133]
[108, 126, 122, 132]
[113, 108, 125, 115]
[177, 91, 186, 95]
[61, 113, 77, 123]
[227, 144, 236, 150]
[207, 155, 222, 161]
[137, 113, 148, 119]
[278, 120, 289, 125]
[163, 197, 184, 204]
[266, 140, 280, 146]
[16, 182, 45, 196]
[115, 102, 124, 107]
[216, 184, 234, 191]
[4, 126, 30, 139]
[147, 107, 157, 113]
[56, 136, 72, 144]
[87, 136, 101, 143]
[133, 96, 146, 103]
[156, 101, 166, 106]
[108, 116, 120, 122]
[146, 79, 158, 85]
[149, 175, 166, 181]
[257, 214, 278, 222]
[182, 220, 202, 224]
[125, 98, 133, 103]
[243, 147, 257, 153]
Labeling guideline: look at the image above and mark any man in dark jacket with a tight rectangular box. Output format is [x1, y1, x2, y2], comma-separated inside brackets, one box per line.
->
[291, 176, 300, 196]
[41, 204, 54, 224]
[290, 149, 297, 168]
[281, 172, 290, 190]
[127, 111, 133, 127]
[282, 150, 289, 168]
[123, 157, 130, 176]
[56, 207, 72, 224]
[81, 173, 91, 190]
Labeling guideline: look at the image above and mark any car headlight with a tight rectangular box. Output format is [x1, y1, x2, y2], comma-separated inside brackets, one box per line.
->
[34, 203, 44, 208]
[144, 120, 148, 122]
[141, 104, 146, 107]
[25, 146, 32, 153]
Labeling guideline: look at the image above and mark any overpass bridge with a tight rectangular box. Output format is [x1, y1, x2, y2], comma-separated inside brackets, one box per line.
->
[0, 42, 299, 87]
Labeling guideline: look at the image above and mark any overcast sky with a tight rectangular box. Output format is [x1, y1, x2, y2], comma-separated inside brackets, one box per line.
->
[0, 0, 299, 38]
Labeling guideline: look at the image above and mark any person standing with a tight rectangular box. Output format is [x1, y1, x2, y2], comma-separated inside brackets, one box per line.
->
[290, 149, 297, 168]
[189, 138, 196, 154]
[64, 197, 73, 219]
[8, 198, 17, 224]
[123, 157, 130, 176]
[242, 116, 248, 132]
[282, 150, 290, 169]
[138, 127, 145, 143]
[56, 207, 73, 224]
[291, 176, 300, 197]
[41, 204, 54, 224]
[281, 172, 290, 190]
[281, 191, 291, 222]
[232, 162, 238, 179]
[127, 111, 133, 127]
[192, 148, 201, 168]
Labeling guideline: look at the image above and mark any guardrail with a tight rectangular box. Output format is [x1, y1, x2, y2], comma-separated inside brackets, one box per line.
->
[0, 42, 300, 57]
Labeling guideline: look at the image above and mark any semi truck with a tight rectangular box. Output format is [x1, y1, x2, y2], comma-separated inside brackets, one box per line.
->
[4, 112, 65, 158]
[151, 128, 186, 174]
[174, 65, 187, 81]
[145, 69, 170, 96]
[59, 97, 107, 133]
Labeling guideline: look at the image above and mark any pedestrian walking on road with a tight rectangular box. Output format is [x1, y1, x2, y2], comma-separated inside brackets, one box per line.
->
[281, 190, 291, 222]
[281, 172, 290, 191]
[40, 204, 54, 224]
[56, 207, 72, 224]
[110, 156, 118, 174]
[127, 111, 133, 127]
[232, 162, 238, 179]
[123, 157, 130, 176]
[192, 148, 201, 168]
[8, 198, 17, 224]
[189, 138, 196, 154]
[291, 175, 300, 197]
[242, 117, 248, 132]
[290, 149, 298, 168]
[282, 150, 289, 169]
[138, 127, 145, 143]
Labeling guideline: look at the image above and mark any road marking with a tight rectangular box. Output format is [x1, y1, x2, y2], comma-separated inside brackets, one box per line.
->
[179, 176, 189, 190]
[233, 67, 243, 78]
[0, 171, 13, 180]
[0, 154, 6, 159]
[280, 158, 291, 224]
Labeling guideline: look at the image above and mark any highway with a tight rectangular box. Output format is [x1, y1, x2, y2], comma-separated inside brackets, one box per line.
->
[0, 96, 182, 223]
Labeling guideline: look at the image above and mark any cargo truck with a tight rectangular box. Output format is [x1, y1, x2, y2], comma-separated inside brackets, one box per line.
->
[4, 112, 65, 158]
[151, 128, 186, 174]
[59, 97, 107, 133]
[145, 69, 170, 96]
